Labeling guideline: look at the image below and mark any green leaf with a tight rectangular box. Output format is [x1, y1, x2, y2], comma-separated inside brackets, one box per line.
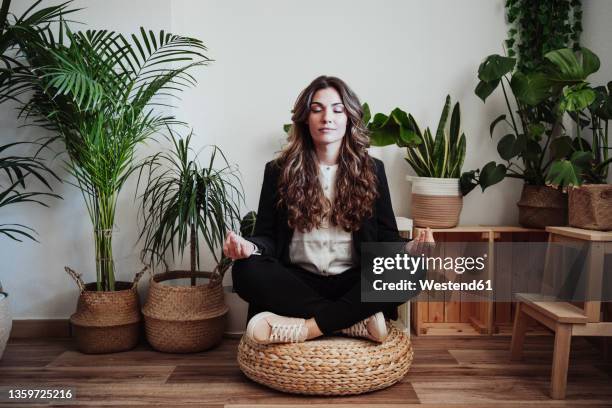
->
[497, 134, 520, 160]
[475, 79, 500, 102]
[558, 85, 596, 113]
[550, 136, 574, 160]
[362, 102, 371, 124]
[522, 140, 543, 162]
[489, 114, 506, 137]
[546, 159, 582, 187]
[479, 161, 507, 190]
[580, 47, 601, 77]
[511, 71, 552, 105]
[527, 123, 545, 141]
[283, 124, 291, 133]
[477, 54, 516, 82]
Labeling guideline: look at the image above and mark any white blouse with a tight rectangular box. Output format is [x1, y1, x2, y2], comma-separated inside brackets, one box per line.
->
[288, 163, 354, 276]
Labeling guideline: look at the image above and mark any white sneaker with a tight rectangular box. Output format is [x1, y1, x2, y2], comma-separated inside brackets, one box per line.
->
[340, 312, 388, 343]
[246, 312, 308, 345]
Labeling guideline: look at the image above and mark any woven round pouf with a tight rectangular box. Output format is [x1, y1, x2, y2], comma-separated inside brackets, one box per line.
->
[237, 325, 413, 396]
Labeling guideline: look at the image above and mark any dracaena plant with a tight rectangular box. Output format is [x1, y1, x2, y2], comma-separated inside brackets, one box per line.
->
[367, 95, 468, 183]
[138, 131, 243, 284]
[11, 20, 210, 291]
[465, 47, 601, 194]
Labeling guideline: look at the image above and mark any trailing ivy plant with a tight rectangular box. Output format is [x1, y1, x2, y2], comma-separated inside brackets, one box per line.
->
[505, 0, 582, 73]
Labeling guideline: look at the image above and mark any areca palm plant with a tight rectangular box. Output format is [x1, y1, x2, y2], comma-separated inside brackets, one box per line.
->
[138, 131, 243, 284]
[13, 22, 210, 291]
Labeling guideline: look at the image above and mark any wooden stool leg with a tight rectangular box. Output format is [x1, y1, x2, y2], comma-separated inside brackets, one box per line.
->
[550, 323, 572, 399]
[510, 302, 529, 361]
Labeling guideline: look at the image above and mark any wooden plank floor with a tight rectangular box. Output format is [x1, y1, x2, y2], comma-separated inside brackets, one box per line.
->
[0, 335, 611, 407]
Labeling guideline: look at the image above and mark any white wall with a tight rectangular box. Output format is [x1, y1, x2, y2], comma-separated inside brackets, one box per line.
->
[2, 0, 611, 318]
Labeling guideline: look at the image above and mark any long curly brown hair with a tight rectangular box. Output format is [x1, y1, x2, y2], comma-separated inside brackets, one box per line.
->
[276, 75, 378, 232]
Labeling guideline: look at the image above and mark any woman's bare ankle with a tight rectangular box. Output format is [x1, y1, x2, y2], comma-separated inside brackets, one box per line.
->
[305, 318, 323, 340]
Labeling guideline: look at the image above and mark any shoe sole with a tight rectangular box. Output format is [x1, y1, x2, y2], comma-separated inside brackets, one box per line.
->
[246, 311, 274, 344]
[372, 312, 388, 343]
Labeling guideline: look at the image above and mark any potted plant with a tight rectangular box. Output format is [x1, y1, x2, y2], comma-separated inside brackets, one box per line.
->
[224, 211, 256, 336]
[0, 0, 68, 359]
[138, 131, 243, 353]
[368, 95, 468, 228]
[471, 47, 604, 228]
[15, 19, 209, 353]
[540, 57, 611, 230]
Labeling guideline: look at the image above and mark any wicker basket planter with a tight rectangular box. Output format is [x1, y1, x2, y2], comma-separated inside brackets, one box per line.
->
[517, 184, 567, 229]
[237, 325, 413, 396]
[142, 270, 228, 353]
[568, 184, 612, 231]
[66, 267, 144, 354]
[408, 176, 462, 228]
[0, 291, 11, 360]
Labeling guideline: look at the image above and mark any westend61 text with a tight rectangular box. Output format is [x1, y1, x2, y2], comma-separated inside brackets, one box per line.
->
[372, 279, 493, 291]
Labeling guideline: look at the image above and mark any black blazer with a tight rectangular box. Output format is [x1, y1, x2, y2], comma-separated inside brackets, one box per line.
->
[248, 157, 409, 265]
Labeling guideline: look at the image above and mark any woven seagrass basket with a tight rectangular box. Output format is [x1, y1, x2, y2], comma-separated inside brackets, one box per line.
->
[66, 267, 145, 354]
[237, 324, 413, 396]
[411, 194, 463, 228]
[142, 270, 228, 353]
[568, 184, 612, 231]
[517, 185, 567, 228]
[409, 177, 463, 228]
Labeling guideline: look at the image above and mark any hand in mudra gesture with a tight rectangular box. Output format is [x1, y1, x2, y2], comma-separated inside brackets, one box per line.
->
[223, 230, 256, 260]
[406, 227, 435, 256]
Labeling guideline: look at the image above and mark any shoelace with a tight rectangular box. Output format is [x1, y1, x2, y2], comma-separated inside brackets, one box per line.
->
[270, 322, 305, 343]
[343, 318, 369, 337]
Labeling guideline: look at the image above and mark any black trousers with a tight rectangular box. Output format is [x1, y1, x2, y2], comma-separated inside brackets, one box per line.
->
[231, 255, 404, 335]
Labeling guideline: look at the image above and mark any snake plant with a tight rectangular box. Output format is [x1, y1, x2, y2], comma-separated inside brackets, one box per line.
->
[367, 95, 467, 178]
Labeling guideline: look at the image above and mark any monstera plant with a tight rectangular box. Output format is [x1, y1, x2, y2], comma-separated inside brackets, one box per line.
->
[467, 47, 601, 228]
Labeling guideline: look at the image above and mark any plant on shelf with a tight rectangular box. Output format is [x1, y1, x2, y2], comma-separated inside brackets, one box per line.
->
[469, 47, 601, 228]
[10, 14, 210, 352]
[367, 95, 469, 228]
[524, 48, 612, 230]
[138, 130, 243, 352]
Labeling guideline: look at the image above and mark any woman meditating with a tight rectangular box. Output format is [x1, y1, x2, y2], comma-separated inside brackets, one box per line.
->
[223, 75, 434, 345]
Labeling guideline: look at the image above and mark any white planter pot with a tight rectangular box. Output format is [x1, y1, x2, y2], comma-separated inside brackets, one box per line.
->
[224, 286, 248, 337]
[0, 292, 11, 360]
[406, 176, 463, 228]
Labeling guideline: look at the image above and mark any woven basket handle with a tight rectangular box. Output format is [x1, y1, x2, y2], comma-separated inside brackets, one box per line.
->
[207, 264, 225, 287]
[132, 265, 149, 288]
[64, 266, 86, 292]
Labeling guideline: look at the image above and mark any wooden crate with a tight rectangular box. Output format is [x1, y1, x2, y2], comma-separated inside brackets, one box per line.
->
[411, 226, 549, 336]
